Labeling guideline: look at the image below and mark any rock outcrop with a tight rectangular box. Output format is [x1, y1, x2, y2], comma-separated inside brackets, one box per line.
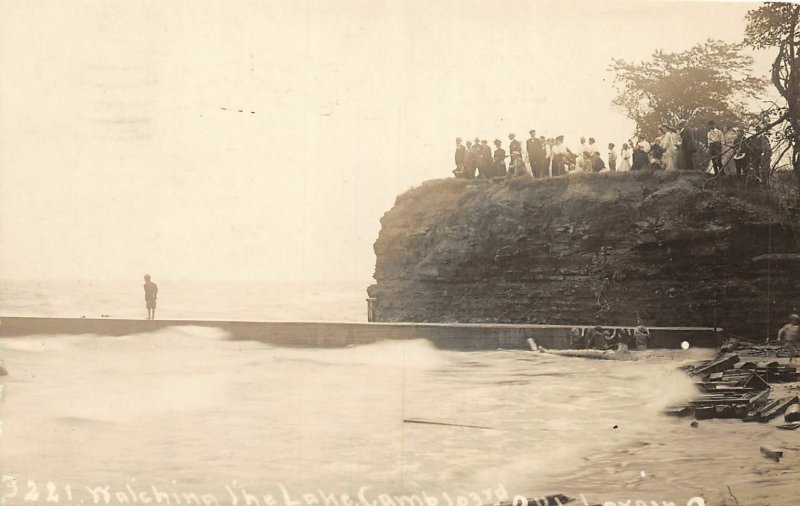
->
[367, 171, 800, 339]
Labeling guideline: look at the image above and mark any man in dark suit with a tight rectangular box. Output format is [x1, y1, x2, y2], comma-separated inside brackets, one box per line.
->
[479, 140, 494, 178]
[454, 137, 466, 175]
[526, 130, 538, 177]
[493, 139, 507, 177]
[679, 121, 696, 170]
[462, 144, 479, 179]
[508, 133, 522, 163]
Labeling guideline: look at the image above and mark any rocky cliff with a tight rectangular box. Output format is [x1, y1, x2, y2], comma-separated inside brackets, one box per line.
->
[367, 171, 800, 339]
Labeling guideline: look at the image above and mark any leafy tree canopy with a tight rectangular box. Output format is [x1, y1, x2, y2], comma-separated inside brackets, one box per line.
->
[744, 2, 800, 200]
[609, 39, 766, 139]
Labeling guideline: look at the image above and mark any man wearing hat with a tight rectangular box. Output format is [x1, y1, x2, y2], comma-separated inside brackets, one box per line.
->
[508, 133, 522, 162]
[479, 140, 494, 178]
[527, 130, 544, 178]
[454, 138, 466, 175]
[462, 143, 480, 179]
[493, 139, 507, 177]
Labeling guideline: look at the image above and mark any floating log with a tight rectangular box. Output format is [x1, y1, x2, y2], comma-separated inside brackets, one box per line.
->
[777, 422, 800, 430]
[527, 339, 636, 361]
[760, 446, 783, 462]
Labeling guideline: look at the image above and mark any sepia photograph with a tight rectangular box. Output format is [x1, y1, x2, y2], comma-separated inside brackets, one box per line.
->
[2, 1, 800, 505]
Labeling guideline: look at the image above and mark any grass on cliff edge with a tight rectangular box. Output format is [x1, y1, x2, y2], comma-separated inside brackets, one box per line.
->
[394, 170, 788, 218]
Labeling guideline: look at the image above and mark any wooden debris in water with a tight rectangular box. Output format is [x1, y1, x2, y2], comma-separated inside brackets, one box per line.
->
[760, 446, 783, 462]
[744, 396, 798, 423]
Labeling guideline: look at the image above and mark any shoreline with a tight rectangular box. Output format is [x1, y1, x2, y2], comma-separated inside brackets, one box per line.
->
[0, 316, 722, 351]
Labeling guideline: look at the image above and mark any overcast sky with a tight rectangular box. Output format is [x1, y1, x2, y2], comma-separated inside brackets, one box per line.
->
[0, 0, 774, 283]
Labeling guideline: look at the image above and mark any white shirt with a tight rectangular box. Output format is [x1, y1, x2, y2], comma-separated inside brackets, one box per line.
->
[661, 132, 677, 151]
[707, 128, 723, 144]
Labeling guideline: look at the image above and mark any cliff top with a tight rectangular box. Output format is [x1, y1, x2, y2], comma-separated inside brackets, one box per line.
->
[388, 171, 788, 230]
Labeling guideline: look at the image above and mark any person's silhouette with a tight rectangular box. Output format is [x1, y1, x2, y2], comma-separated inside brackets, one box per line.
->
[143, 274, 158, 320]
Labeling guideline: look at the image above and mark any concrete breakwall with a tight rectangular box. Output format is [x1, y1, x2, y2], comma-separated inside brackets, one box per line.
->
[0, 316, 722, 350]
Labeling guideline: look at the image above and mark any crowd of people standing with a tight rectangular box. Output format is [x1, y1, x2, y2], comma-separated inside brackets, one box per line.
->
[452, 120, 772, 180]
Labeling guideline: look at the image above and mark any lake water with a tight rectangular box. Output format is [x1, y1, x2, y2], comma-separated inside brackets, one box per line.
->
[1, 281, 798, 506]
[0, 279, 369, 322]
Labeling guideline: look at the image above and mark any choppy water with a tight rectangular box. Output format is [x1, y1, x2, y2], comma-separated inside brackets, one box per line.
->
[0, 279, 368, 322]
[1, 281, 799, 506]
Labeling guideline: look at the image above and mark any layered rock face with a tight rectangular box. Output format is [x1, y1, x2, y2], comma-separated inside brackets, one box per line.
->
[367, 171, 800, 339]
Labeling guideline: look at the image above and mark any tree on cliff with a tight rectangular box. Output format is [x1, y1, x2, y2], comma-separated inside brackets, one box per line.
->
[745, 2, 800, 203]
[609, 40, 766, 139]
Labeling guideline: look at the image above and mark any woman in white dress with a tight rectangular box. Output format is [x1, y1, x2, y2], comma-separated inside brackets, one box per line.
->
[661, 125, 679, 170]
[721, 127, 739, 175]
[618, 143, 632, 171]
